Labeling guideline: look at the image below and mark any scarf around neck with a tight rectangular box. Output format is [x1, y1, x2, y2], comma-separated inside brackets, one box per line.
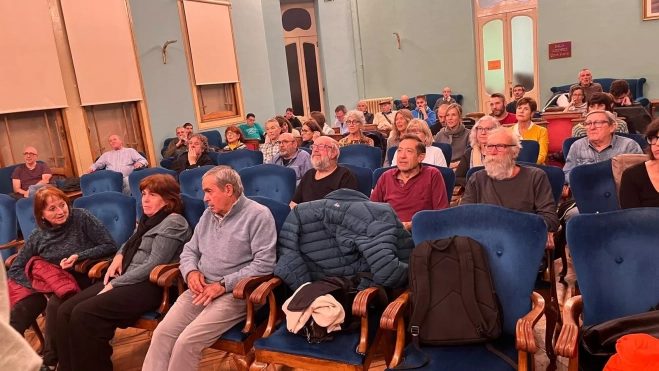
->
[121, 208, 171, 272]
[442, 123, 466, 144]
[470, 145, 484, 168]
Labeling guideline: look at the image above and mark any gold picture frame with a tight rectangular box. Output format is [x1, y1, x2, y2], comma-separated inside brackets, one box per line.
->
[644, 0, 659, 20]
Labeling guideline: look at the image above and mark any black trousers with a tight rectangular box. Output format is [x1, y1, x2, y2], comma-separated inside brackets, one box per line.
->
[56, 280, 163, 371]
[9, 272, 92, 367]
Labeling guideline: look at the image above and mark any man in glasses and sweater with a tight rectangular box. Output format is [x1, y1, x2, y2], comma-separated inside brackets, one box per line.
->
[461, 128, 559, 232]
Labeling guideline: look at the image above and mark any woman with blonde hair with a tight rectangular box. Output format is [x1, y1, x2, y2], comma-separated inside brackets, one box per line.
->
[434, 103, 470, 167]
[385, 109, 413, 165]
[392, 119, 446, 167]
[455, 115, 500, 186]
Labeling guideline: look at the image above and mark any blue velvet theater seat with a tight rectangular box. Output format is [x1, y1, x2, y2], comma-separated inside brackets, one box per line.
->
[339, 144, 382, 171]
[240, 164, 296, 204]
[73, 192, 136, 247]
[80, 170, 124, 196]
[16, 197, 36, 239]
[340, 163, 373, 197]
[179, 165, 214, 199]
[569, 159, 619, 214]
[214, 149, 263, 172]
[518, 140, 540, 164]
[0, 194, 18, 261]
[181, 193, 206, 229]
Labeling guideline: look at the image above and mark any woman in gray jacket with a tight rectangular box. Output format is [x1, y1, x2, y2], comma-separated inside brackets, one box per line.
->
[54, 174, 193, 371]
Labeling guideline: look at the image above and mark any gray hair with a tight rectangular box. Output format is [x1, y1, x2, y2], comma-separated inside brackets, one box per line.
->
[487, 127, 522, 157]
[345, 110, 366, 126]
[585, 110, 616, 125]
[189, 133, 210, 152]
[202, 165, 244, 196]
[469, 115, 500, 148]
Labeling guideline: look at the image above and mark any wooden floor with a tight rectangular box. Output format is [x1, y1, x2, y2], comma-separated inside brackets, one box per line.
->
[24, 257, 577, 371]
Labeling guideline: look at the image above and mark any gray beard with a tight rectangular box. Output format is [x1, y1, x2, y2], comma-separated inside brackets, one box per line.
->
[312, 157, 331, 171]
[484, 155, 515, 180]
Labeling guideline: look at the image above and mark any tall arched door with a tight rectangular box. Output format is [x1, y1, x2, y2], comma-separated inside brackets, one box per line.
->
[281, 2, 324, 118]
[475, 0, 538, 113]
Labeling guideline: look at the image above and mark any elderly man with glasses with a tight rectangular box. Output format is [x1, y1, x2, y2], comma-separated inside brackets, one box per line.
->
[461, 128, 559, 232]
[10, 147, 55, 199]
[289, 136, 358, 209]
[270, 133, 312, 186]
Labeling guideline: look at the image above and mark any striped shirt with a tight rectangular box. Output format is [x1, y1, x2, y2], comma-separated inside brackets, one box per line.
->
[90, 147, 148, 177]
[259, 141, 280, 164]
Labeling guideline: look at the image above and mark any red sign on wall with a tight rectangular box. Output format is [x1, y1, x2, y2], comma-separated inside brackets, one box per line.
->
[549, 41, 572, 60]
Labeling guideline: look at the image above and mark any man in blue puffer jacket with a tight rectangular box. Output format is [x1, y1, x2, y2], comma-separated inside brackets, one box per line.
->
[276, 189, 413, 291]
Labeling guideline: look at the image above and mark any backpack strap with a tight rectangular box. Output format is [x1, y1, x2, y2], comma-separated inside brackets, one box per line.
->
[454, 237, 490, 337]
[485, 343, 518, 369]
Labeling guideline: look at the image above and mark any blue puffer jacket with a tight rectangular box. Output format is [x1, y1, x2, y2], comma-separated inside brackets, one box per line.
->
[275, 189, 413, 291]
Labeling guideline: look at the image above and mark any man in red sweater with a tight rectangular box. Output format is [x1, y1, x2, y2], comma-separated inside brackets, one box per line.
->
[370, 135, 449, 230]
[490, 93, 518, 126]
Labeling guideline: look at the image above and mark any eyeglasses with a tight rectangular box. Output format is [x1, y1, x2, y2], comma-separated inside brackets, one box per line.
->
[23, 152, 37, 156]
[309, 144, 332, 151]
[646, 136, 659, 145]
[280, 140, 296, 145]
[583, 120, 608, 128]
[475, 127, 495, 133]
[485, 144, 517, 152]
[346, 120, 361, 126]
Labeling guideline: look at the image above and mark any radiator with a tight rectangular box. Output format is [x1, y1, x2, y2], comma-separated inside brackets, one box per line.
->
[363, 97, 393, 114]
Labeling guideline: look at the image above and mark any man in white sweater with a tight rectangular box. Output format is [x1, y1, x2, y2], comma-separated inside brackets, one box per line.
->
[142, 166, 277, 371]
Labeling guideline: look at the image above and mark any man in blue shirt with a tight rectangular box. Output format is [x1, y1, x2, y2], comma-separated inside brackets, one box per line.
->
[412, 95, 437, 127]
[239, 113, 265, 140]
[270, 133, 312, 185]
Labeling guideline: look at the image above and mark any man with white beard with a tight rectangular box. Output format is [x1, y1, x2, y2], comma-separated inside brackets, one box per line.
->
[289, 136, 358, 209]
[461, 128, 559, 232]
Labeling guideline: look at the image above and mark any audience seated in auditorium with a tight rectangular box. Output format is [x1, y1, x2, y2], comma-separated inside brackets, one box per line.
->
[412, 95, 437, 126]
[392, 119, 446, 167]
[163, 126, 190, 159]
[572, 92, 628, 137]
[563, 86, 587, 113]
[430, 103, 449, 136]
[56, 174, 192, 371]
[142, 166, 276, 371]
[183, 122, 194, 137]
[276, 115, 300, 137]
[357, 100, 374, 125]
[221, 126, 247, 152]
[239, 113, 264, 140]
[385, 109, 413, 166]
[373, 99, 396, 131]
[397, 95, 414, 111]
[172, 133, 214, 175]
[8, 187, 116, 370]
[490, 93, 517, 125]
[434, 103, 470, 168]
[372, 135, 448, 231]
[10, 147, 55, 200]
[310, 111, 334, 135]
[285, 108, 303, 129]
[610, 79, 641, 107]
[334, 105, 348, 134]
[455, 115, 500, 186]
[338, 110, 375, 147]
[87, 135, 147, 194]
[290, 136, 358, 208]
[259, 118, 281, 163]
[570, 68, 603, 101]
[564, 110, 643, 185]
[270, 133, 312, 186]
[300, 120, 323, 148]
[506, 84, 525, 113]
[620, 119, 659, 209]
[509, 97, 548, 164]
[433, 87, 457, 111]
[462, 128, 559, 232]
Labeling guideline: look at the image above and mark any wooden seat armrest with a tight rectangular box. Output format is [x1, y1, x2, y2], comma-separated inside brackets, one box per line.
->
[249, 277, 283, 305]
[75, 257, 112, 274]
[516, 292, 545, 353]
[562, 185, 571, 200]
[380, 290, 410, 331]
[88, 261, 111, 279]
[352, 287, 384, 318]
[0, 239, 23, 251]
[233, 275, 274, 300]
[555, 295, 583, 358]
[155, 268, 182, 288]
[149, 263, 180, 284]
[4, 253, 18, 269]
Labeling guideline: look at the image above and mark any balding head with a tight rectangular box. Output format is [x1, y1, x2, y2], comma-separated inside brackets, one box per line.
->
[108, 135, 123, 150]
[311, 136, 340, 171]
[278, 133, 298, 159]
[401, 95, 409, 104]
[23, 147, 38, 165]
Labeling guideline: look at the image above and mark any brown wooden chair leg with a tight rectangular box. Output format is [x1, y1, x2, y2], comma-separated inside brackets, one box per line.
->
[249, 361, 269, 371]
[232, 351, 255, 371]
[545, 250, 560, 370]
[32, 321, 45, 355]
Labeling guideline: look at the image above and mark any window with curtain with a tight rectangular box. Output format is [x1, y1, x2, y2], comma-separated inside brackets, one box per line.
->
[84, 103, 145, 160]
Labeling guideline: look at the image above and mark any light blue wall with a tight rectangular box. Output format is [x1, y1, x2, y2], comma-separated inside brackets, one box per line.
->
[129, 0, 196, 154]
[538, 0, 659, 103]
[316, 0, 360, 112]
[262, 0, 292, 113]
[352, 0, 479, 112]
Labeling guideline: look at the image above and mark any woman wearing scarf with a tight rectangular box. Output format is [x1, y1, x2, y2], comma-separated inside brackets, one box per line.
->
[434, 103, 471, 168]
[55, 174, 192, 371]
[455, 115, 500, 186]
